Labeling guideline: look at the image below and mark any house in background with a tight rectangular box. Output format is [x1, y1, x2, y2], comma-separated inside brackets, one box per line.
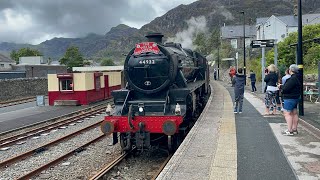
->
[220, 25, 256, 49]
[19, 56, 47, 65]
[256, 13, 320, 42]
[0, 53, 15, 71]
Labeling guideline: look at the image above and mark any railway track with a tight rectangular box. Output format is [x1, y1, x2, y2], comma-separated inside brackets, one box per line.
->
[89, 149, 172, 180]
[0, 96, 38, 108]
[15, 134, 106, 180]
[89, 151, 130, 180]
[0, 121, 103, 168]
[0, 99, 112, 138]
[0, 106, 106, 149]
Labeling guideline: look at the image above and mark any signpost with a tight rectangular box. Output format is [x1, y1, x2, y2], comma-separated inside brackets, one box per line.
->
[251, 39, 275, 92]
[250, 39, 275, 48]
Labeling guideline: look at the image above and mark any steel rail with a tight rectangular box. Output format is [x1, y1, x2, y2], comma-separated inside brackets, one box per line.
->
[151, 154, 173, 180]
[0, 120, 102, 168]
[0, 96, 36, 105]
[89, 152, 130, 180]
[0, 99, 111, 137]
[16, 134, 106, 180]
[0, 106, 106, 147]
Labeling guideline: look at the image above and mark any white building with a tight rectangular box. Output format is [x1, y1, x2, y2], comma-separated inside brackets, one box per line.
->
[19, 56, 47, 65]
[0, 53, 15, 70]
[256, 13, 320, 42]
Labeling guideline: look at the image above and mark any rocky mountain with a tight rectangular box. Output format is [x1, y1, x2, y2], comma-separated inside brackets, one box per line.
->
[1, 0, 320, 62]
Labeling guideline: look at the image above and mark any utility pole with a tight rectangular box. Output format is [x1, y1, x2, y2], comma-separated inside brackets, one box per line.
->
[297, 0, 304, 115]
[274, 40, 278, 67]
[241, 11, 246, 84]
[261, 24, 266, 92]
[217, 46, 220, 80]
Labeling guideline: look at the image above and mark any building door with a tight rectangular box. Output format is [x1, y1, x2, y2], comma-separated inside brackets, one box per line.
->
[104, 75, 109, 99]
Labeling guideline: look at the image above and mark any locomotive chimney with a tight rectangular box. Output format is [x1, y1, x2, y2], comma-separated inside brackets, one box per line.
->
[145, 32, 164, 44]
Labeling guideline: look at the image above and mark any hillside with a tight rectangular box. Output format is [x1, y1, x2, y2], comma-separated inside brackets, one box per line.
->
[0, 0, 320, 63]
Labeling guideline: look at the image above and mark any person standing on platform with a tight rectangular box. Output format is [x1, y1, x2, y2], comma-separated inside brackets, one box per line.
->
[278, 64, 301, 136]
[279, 69, 291, 107]
[282, 69, 291, 85]
[213, 68, 217, 80]
[264, 64, 279, 115]
[229, 66, 236, 86]
[232, 68, 246, 114]
[248, 70, 257, 92]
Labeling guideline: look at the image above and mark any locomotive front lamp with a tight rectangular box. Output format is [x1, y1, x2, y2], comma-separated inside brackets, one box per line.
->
[105, 103, 113, 116]
[175, 103, 181, 115]
[139, 107, 144, 112]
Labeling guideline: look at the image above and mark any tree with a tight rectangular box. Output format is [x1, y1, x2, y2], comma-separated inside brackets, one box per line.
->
[60, 46, 85, 70]
[100, 58, 115, 66]
[265, 23, 320, 73]
[10, 48, 43, 64]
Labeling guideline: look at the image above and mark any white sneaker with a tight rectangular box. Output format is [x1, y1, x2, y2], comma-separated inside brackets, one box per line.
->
[282, 129, 294, 136]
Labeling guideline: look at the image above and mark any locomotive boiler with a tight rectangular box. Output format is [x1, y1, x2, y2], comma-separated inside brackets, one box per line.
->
[101, 33, 210, 152]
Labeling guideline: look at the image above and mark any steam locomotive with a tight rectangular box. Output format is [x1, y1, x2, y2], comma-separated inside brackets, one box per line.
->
[101, 33, 210, 152]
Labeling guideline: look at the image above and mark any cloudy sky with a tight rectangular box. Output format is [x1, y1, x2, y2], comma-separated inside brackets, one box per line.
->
[0, 0, 198, 45]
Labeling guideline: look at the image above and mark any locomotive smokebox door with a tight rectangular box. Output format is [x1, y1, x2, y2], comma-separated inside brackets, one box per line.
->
[135, 132, 150, 149]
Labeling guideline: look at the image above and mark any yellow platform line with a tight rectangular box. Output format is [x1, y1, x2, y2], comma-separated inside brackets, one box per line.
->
[209, 82, 237, 180]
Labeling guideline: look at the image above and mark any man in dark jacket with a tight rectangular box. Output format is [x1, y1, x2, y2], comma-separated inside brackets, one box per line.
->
[278, 64, 301, 136]
[232, 68, 246, 113]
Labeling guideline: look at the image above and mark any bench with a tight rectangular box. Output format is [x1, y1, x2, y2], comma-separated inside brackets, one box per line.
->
[303, 82, 319, 103]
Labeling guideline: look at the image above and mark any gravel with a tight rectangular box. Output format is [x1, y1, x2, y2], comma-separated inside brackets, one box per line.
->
[34, 137, 122, 180]
[0, 113, 109, 179]
[103, 150, 169, 180]
[0, 113, 104, 161]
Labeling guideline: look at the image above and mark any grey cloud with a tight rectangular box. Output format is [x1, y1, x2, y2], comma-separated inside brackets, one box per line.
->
[0, 0, 195, 44]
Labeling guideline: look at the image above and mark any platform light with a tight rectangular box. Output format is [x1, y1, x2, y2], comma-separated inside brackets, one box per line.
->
[105, 103, 113, 116]
[175, 103, 181, 115]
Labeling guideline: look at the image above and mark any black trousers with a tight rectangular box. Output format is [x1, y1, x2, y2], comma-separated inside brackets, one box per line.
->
[251, 81, 257, 92]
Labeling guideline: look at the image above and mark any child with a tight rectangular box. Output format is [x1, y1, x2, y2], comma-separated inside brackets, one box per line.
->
[232, 68, 246, 113]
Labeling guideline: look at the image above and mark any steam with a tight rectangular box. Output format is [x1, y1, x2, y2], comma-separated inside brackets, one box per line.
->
[166, 16, 207, 50]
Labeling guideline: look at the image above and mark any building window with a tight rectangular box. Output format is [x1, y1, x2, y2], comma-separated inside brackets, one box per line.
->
[245, 38, 251, 47]
[60, 79, 73, 91]
[0, 64, 4, 67]
[231, 39, 238, 49]
[95, 76, 101, 90]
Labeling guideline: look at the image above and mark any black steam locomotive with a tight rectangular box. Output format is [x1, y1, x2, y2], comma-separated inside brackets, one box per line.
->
[101, 33, 210, 152]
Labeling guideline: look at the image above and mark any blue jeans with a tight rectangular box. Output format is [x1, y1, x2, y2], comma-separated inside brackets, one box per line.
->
[283, 99, 299, 112]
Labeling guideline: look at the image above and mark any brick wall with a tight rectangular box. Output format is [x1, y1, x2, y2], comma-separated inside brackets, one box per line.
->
[0, 78, 47, 101]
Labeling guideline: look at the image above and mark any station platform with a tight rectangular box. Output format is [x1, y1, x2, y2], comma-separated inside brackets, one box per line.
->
[157, 80, 320, 180]
[0, 100, 87, 133]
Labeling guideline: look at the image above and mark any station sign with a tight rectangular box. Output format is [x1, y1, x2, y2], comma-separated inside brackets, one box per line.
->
[250, 39, 275, 48]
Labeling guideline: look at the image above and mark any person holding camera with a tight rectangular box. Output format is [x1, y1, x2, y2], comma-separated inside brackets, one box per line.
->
[264, 64, 279, 115]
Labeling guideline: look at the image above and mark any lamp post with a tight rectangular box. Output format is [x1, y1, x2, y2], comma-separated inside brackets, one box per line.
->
[297, 0, 304, 115]
[240, 11, 246, 84]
